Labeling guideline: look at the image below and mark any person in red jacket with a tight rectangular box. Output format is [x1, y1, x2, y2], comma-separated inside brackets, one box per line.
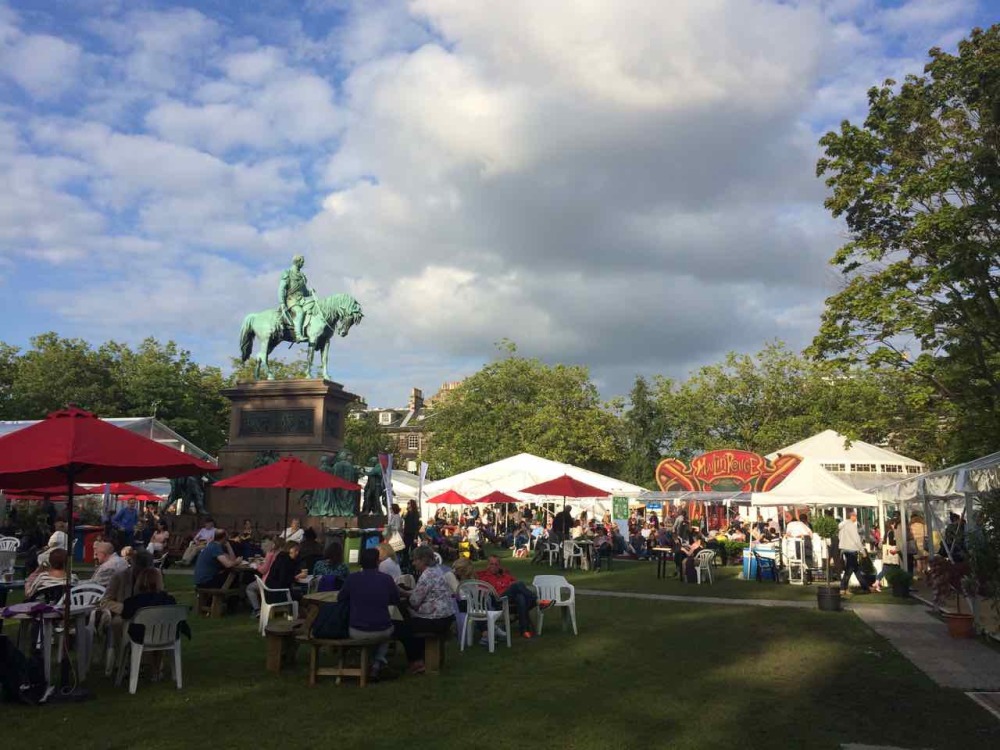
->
[475, 555, 552, 639]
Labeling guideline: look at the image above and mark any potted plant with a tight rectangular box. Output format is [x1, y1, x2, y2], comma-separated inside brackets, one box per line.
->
[966, 490, 1000, 634]
[884, 567, 913, 598]
[811, 515, 842, 611]
[928, 556, 976, 638]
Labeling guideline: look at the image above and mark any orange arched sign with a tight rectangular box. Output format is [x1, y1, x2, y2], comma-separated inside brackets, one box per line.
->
[655, 450, 801, 493]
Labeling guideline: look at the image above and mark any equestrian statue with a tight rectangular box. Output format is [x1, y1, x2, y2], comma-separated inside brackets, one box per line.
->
[239, 254, 364, 380]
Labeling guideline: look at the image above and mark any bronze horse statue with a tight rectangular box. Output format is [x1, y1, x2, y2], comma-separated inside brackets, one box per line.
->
[239, 293, 363, 380]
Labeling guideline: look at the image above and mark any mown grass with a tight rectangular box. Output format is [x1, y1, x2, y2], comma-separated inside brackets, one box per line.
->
[1, 550, 992, 749]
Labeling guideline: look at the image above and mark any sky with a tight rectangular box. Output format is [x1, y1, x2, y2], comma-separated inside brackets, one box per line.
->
[1, 0, 997, 408]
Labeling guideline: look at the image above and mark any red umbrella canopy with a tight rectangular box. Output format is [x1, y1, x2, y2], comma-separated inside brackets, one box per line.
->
[520, 474, 611, 498]
[0, 407, 218, 489]
[213, 456, 361, 491]
[429, 489, 474, 505]
[475, 490, 521, 505]
[4, 483, 96, 500]
[88, 482, 161, 499]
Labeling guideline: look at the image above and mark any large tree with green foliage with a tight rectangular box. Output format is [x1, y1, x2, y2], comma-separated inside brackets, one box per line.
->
[615, 375, 670, 488]
[655, 342, 924, 461]
[814, 25, 1000, 463]
[1, 333, 230, 454]
[426, 345, 622, 478]
[344, 403, 396, 463]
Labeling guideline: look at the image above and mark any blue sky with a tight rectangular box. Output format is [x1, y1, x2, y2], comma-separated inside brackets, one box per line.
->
[1, 0, 996, 407]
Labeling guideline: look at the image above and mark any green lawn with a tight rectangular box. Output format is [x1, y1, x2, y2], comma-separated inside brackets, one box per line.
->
[509, 552, 912, 603]
[1, 552, 994, 749]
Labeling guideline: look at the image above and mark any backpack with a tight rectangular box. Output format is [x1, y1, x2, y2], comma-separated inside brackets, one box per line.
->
[0, 634, 48, 705]
[311, 600, 349, 640]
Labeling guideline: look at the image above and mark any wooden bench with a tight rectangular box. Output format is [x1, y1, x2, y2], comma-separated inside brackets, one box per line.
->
[196, 586, 242, 618]
[297, 634, 390, 687]
[265, 619, 304, 674]
[414, 631, 448, 674]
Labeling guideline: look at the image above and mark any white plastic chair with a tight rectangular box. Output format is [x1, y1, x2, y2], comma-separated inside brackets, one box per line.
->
[54, 583, 105, 677]
[532, 575, 577, 635]
[458, 580, 511, 653]
[544, 542, 561, 567]
[695, 550, 715, 585]
[258, 578, 299, 636]
[451, 597, 468, 649]
[116, 604, 188, 694]
[562, 541, 584, 570]
[0, 536, 17, 576]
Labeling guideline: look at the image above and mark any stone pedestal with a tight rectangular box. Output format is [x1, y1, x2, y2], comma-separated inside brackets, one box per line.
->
[209, 379, 360, 532]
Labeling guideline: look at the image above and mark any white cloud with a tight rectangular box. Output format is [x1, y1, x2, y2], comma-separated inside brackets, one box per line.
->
[0, 30, 82, 100]
[1, 0, 988, 405]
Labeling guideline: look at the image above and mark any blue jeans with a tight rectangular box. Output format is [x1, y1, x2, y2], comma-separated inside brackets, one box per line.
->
[498, 582, 536, 633]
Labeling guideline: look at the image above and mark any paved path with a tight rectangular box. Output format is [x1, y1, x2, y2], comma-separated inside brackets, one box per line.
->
[851, 604, 1000, 690]
[577, 588, 814, 609]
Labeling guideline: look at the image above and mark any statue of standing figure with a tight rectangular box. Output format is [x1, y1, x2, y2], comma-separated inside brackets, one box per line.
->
[361, 457, 386, 515]
[332, 450, 361, 516]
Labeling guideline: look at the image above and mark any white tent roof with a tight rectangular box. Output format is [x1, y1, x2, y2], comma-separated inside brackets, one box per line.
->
[877, 449, 1000, 506]
[750, 457, 878, 508]
[768, 430, 924, 472]
[423, 453, 646, 506]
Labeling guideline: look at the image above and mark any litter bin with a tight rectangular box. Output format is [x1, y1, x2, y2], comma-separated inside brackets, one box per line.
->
[73, 526, 103, 563]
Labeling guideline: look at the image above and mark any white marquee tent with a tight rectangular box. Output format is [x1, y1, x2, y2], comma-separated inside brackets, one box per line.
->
[768, 430, 925, 490]
[422, 452, 646, 516]
[750, 457, 878, 508]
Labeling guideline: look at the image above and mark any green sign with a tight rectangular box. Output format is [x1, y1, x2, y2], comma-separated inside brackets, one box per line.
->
[612, 496, 629, 521]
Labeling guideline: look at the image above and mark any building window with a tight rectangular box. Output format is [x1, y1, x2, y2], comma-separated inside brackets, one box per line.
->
[407, 434, 419, 451]
[851, 463, 876, 473]
[906, 465, 924, 475]
[821, 463, 846, 472]
[882, 464, 902, 474]
[379, 412, 393, 425]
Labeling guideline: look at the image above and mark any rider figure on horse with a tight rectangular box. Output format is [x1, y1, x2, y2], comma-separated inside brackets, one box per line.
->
[278, 254, 317, 343]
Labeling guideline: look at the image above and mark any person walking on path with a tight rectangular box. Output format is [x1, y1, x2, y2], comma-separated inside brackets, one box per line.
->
[838, 511, 870, 594]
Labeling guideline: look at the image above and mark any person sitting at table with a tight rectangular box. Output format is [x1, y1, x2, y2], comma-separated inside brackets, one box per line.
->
[338, 548, 401, 682]
[91, 541, 128, 587]
[25, 548, 77, 601]
[297, 527, 324, 572]
[121, 567, 176, 621]
[312, 540, 349, 590]
[476, 555, 552, 639]
[147, 521, 170, 558]
[399, 546, 456, 673]
[592, 527, 613, 571]
[627, 529, 649, 560]
[231, 519, 255, 558]
[193, 529, 243, 590]
[180, 517, 218, 565]
[681, 533, 704, 582]
[465, 523, 484, 560]
[279, 518, 304, 543]
[377, 542, 403, 582]
[246, 540, 284, 617]
[36, 520, 68, 568]
[264, 541, 304, 601]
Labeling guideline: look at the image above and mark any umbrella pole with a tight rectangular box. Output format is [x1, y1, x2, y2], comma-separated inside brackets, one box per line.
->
[62, 468, 76, 689]
[284, 487, 290, 540]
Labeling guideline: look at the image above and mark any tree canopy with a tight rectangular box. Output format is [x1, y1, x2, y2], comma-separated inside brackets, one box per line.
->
[426, 345, 621, 478]
[814, 25, 1000, 463]
[0, 333, 230, 454]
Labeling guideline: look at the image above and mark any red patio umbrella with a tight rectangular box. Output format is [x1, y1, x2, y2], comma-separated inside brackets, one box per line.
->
[475, 490, 522, 532]
[0, 406, 218, 691]
[212, 456, 361, 536]
[428, 489, 474, 506]
[90, 482, 161, 499]
[520, 474, 610, 515]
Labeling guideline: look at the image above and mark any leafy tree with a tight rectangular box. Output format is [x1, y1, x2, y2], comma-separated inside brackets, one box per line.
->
[7, 333, 122, 418]
[344, 402, 396, 463]
[814, 26, 1000, 463]
[1, 333, 230, 454]
[617, 375, 670, 488]
[427, 344, 622, 477]
[656, 342, 915, 460]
